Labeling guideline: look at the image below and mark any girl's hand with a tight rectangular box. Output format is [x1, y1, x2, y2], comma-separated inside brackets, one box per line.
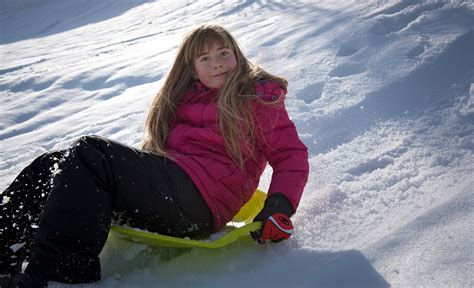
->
[252, 213, 293, 243]
[250, 193, 294, 244]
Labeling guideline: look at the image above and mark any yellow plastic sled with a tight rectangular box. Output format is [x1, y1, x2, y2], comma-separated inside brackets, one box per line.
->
[110, 189, 266, 248]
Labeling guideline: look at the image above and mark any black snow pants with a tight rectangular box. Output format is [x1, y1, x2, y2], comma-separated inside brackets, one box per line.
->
[0, 135, 213, 283]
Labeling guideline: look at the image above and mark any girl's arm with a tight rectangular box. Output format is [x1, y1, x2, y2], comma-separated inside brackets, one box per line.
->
[255, 81, 309, 213]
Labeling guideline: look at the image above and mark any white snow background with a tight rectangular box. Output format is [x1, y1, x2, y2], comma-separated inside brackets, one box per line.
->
[1, 0, 473, 287]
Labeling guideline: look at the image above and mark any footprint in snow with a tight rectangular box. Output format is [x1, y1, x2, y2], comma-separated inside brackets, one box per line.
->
[347, 156, 394, 177]
[328, 62, 366, 78]
[369, 2, 445, 35]
[336, 40, 365, 57]
[296, 82, 325, 104]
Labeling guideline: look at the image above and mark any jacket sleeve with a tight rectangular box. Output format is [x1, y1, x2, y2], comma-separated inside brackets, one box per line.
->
[254, 81, 309, 212]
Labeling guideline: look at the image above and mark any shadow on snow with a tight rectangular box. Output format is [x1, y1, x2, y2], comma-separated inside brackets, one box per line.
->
[0, 0, 147, 44]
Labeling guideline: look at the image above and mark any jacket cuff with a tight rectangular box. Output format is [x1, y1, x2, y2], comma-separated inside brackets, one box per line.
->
[265, 193, 295, 217]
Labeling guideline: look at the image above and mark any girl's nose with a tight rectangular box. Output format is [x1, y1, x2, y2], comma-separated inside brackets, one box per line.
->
[213, 59, 222, 69]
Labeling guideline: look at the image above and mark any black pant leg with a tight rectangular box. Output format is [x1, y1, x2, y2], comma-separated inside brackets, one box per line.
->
[25, 137, 117, 283]
[107, 141, 214, 237]
[24, 136, 213, 283]
[0, 151, 65, 275]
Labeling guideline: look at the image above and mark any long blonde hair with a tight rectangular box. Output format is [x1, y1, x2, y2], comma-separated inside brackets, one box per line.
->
[142, 24, 287, 168]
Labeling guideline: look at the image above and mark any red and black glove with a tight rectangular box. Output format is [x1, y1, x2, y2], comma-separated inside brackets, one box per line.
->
[250, 193, 295, 244]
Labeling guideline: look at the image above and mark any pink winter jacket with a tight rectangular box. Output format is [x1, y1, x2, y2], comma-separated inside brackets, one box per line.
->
[166, 79, 309, 230]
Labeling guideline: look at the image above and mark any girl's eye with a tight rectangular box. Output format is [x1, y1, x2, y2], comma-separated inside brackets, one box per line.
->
[221, 50, 230, 57]
[200, 56, 209, 62]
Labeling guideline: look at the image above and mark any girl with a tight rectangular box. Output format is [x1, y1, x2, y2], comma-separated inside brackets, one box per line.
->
[0, 24, 309, 286]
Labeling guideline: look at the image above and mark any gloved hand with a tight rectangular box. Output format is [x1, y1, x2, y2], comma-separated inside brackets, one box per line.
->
[250, 193, 295, 244]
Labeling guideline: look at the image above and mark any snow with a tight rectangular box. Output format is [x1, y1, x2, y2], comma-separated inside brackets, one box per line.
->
[1, 0, 473, 286]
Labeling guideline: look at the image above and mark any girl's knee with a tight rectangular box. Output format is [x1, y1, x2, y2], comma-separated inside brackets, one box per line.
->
[67, 135, 107, 163]
[73, 135, 105, 148]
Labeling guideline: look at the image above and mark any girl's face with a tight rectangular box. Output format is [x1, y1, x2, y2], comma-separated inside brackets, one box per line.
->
[194, 41, 237, 89]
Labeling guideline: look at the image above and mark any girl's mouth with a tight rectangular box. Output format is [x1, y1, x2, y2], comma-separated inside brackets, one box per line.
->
[212, 71, 228, 77]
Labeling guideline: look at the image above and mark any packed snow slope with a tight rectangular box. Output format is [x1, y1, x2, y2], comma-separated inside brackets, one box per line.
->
[1, 0, 473, 287]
